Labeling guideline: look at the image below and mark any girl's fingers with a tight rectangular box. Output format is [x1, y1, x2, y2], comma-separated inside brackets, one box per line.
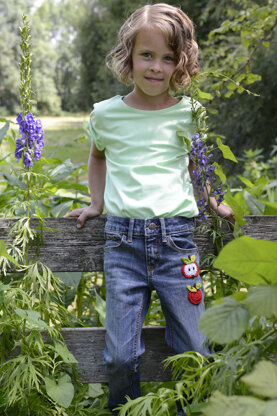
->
[65, 209, 84, 217]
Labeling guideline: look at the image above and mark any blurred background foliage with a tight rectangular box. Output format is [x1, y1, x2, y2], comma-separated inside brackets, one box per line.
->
[0, 0, 276, 160]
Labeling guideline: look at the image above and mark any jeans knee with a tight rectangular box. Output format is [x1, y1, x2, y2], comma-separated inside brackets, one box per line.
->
[104, 350, 135, 375]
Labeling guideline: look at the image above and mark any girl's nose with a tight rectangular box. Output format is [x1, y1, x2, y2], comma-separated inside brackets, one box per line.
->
[150, 60, 161, 72]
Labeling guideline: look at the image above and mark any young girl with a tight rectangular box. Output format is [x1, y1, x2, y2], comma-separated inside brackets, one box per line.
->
[67, 3, 234, 415]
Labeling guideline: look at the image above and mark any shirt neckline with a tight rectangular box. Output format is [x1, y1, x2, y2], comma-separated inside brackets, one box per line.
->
[118, 95, 185, 114]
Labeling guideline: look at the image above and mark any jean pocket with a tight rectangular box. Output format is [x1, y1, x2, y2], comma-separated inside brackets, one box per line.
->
[104, 232, 125, 251]
[167, 231, 197, 254]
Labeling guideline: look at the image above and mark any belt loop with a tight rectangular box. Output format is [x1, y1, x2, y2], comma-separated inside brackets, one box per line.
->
[128, 218, 135, 243]
[159, 218, 167, 242]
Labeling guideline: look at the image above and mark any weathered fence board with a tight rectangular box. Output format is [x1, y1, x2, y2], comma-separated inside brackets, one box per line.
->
[0, 215, 276, 272]
[1, 215, 276, 382]
[61, 327, 174, 382]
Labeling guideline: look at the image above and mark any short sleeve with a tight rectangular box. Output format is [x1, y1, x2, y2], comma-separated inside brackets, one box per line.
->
[88, 110, 105, 151]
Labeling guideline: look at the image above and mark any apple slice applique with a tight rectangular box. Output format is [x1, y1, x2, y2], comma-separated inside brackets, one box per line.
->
[181, 255, 199, 278]
[187, 283, 202, 305]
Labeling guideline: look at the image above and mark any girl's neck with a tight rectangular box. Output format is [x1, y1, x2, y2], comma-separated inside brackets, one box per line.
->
[123, 89, 179, 111]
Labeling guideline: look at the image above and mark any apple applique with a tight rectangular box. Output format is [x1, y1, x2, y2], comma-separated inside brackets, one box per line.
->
[187, 283, 202, 305]
[181, 255, 199, 278]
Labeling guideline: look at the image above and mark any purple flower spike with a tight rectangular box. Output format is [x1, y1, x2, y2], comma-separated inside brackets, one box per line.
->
[15, 111, 44, 167]
[190, 132, 225, 220]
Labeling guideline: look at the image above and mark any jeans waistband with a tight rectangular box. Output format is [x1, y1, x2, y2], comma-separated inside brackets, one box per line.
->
[105, 215, 195, 243]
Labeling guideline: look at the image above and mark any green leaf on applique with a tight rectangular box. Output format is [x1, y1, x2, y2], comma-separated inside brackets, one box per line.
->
[199, 298, 249, 344]
[196, 283, 202, 289]
[242, 361, 277, 399]
[182, 257, 191, 264]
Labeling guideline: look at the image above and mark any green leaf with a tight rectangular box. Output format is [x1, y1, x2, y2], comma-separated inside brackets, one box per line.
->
[216, 138, 238, 162]
[264, 400, 277, 416]
[0, 121, 10, 144]
[223, 189, 246, 228]
[213, 162, 226, 184]
[55, 272, 82, 289]
[262, 201, 277, 215]
[202, 391, 265, 416]
[245, 285, 277, 317]
[54, 341, 78, 364]
[197, 88, 213, 100]
[94, 290, 106, 327]
[213, 236, 277, 285]
[199, 298, 249, 344]
[50, 200, 73, 217]
[245, 73, 262, 85]
[0, 240, 21, 268]
[45, 373, 74, 408]
[15, 308, 48, 329]
[242, 361, 277, 399]
[238, 175, 254, 188]
[243, 190, 265, 215]
[88, 383, 104, 398]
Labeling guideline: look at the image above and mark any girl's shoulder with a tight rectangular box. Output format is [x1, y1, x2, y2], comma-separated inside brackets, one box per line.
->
[92, 95, 122, 114]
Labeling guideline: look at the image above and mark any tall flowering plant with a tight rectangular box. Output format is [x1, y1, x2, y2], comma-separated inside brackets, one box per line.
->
[188, 87, 237, 222]
[15, 15, 44, 169]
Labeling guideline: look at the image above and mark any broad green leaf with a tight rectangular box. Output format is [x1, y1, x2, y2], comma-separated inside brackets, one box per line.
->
[88, 383, 104, 398]
[45, 372, 74, 408]
[223, 189, 246, 227]
[0, 121, 10, 143]
[15, 308, 48, 329]
[202, 391, 265, 416]
[244, 285, 277, 317]
[243, 190, 265, 215]
[242, 361, 277, 399]
[264, 400, 277, 416]
[54, 341, 78, 364]
[213, 162, 226, 184]
[197, 88, 213, 100]
[51, 200, 73, 217]
[263, 201, 277, 215]
[55, 272, 82, 289]
[49, 159, 80, 181]
[213, 236, 277, 285]
[95, 290, 106, 327]
[216, 138, 238, 162]
[199, 298, 249, 344]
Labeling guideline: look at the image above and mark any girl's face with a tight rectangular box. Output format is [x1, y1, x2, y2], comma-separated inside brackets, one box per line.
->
[131, 27, 176, 102]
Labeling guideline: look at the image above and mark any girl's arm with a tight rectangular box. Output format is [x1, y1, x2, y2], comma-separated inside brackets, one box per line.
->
[66, 143, 106, 228]
[188, 160, 235, 224]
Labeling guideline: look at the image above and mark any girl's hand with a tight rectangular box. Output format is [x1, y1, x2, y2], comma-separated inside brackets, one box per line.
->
[65, 205, 102, 228]
[216, 204, 235, 225]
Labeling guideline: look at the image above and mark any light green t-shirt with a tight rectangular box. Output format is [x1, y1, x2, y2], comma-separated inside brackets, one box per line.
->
[89, 95, 199, 219]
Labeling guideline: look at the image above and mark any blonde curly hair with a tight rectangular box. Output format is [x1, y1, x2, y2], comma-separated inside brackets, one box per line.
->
[106, 3, 199, 91]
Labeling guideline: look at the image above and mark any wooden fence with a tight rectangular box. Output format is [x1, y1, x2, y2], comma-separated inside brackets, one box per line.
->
[0, 215, 276, 382]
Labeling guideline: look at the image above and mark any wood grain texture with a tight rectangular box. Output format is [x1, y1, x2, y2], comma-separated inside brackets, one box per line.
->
[61, 327, 174, 382]
[0, 215, 276, 272]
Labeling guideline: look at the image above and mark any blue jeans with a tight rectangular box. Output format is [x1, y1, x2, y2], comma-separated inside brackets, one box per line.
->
[103, 215, 210, 415]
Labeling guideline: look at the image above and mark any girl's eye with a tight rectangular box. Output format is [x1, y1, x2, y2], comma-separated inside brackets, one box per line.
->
[164, 56, 174, 62]
[142, 52, 151, 58]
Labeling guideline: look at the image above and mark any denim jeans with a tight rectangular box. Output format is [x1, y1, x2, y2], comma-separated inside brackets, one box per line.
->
[103, 215, 210, 415]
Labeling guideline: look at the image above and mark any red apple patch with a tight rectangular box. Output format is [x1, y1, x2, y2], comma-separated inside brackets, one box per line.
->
[182, 255, 199, 278]
[187, 283, 202, 305]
